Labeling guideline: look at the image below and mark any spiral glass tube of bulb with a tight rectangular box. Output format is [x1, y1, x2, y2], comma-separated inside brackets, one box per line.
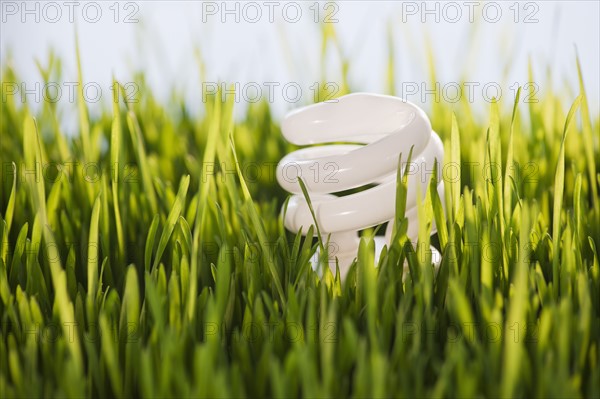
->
[277, 93, 445, 278]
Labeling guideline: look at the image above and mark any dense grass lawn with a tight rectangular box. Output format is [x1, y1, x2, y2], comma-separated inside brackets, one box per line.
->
[1, 49, 599, 398]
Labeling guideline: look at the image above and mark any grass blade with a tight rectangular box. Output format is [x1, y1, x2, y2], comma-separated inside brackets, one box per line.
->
[153, 175, 190, 271]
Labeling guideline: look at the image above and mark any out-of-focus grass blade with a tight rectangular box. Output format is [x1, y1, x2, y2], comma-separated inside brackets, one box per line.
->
[4, 162, 16, 234]
[9, 223, 28, 286]
[0, 220, 8, 269]
[501, 203, 530, 397]
[488, 99, 503, 235]
[431, 160, 448, 248]
[86, 194, 101, 322]
[357, 235, 377, 344]
[178, 216, 193, 257]
[386, 21, 396, 96]
[552, 95, 581, 297]
[416, 173, 434, 300]
[121, 265, 141, 396]
[297, 177, 325, 256]
[153, 175, 190, 271]
[448, 279, 476, 345]
[145, 215, 160, 272]
[74, 33, 92, 162]
[575, 51, 599, 213]
[504, 86, 520, 221]
[448, 113, 461, 221]
[111, 86, 125, 259]
[99, 313, 123, 398]
[396, 148, 413, 227]
[126, 110, 158, 214]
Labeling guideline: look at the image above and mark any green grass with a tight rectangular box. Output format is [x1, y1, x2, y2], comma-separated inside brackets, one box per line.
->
[1, 44, 599, 398]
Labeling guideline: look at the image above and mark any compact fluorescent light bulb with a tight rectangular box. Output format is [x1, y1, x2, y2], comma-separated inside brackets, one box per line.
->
[276, 93, 444, 278]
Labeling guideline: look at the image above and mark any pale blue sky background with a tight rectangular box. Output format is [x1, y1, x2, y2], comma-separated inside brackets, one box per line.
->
[2, 1, 598, 131]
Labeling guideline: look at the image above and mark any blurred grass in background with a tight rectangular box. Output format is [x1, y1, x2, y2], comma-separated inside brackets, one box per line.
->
[0, 26, 599, 398]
